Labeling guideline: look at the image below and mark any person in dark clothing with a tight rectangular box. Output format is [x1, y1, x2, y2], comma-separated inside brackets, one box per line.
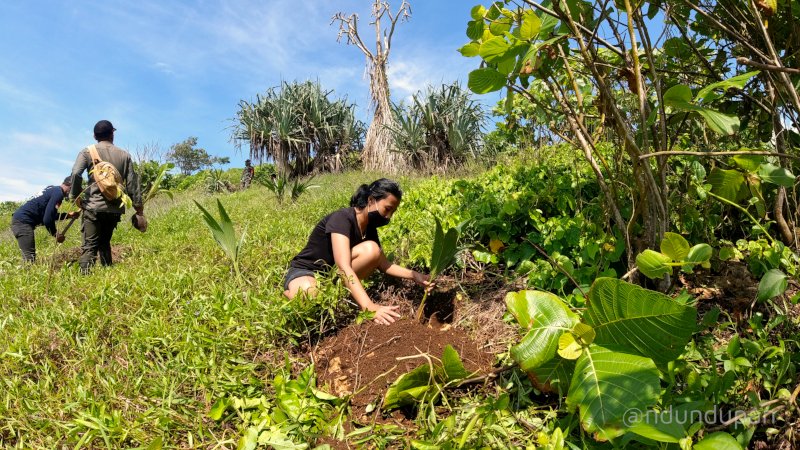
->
[69, 120, 145, 274]
[241, 159, 255, 189]
[10, 177, 79, 262]
[284, 178, 432, 325]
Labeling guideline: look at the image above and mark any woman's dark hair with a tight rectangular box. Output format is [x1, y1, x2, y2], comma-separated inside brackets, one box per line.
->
[350, 178, 402, 208]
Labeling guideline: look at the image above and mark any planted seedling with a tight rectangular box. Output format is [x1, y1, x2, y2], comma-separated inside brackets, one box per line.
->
[194, 199, 246, 283]
[415, 217, 459, 322]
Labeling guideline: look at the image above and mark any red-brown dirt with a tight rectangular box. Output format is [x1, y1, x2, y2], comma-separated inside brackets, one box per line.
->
[312, 317, 494, 421]
[309, 272, 513, 425]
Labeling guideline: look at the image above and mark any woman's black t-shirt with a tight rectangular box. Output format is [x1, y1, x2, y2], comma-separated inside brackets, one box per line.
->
[289, 207, 381, 272]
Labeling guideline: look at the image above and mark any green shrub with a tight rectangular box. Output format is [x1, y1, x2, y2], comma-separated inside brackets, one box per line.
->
[383, 162, 622, 292]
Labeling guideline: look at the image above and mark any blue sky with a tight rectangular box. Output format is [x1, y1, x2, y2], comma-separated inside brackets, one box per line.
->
[0, 1, 491, 201]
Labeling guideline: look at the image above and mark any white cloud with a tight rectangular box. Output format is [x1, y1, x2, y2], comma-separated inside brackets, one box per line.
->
[0, 169, 66, 202]
[153, 62, 176, 76]
[387, 48, 474, 101]
[0, 129, 85, 201]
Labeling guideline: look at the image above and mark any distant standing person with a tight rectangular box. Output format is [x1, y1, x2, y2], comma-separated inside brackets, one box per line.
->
[284, 179, 432, 325]
[10, 177, 79, 262]
[69, 120, 146, 274]
[241, 159, 255, 189]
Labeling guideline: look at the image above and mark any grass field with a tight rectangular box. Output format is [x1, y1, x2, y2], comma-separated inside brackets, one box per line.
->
[0, 172, 422, 448]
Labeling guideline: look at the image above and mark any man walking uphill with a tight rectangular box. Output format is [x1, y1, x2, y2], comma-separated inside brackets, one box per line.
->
[241, 159, 255, 189]
[69, 120, 146, 274]
[10, 177, 79, 263]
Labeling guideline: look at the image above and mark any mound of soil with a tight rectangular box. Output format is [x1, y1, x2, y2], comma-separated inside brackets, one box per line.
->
[312, 317, 494, 422]
[50, 245, 129, 267]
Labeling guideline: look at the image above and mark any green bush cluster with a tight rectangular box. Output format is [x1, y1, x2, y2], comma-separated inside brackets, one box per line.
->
[383, 161, 624, 292]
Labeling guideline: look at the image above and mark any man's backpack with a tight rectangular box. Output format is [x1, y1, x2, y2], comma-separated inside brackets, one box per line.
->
[87, 144, 124, 201]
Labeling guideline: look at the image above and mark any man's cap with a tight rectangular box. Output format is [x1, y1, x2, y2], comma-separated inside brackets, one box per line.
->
[63, 176, 73, 186]
[245, 159, 251, 164]
[94, 120, 116, 136]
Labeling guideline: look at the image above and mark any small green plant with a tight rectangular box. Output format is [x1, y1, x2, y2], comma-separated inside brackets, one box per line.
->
[290, 175, 319, 202]
[415, 217, 460, 322]
[635, 232, 712, 279]
[143, 162, 175, 204]
[260, 172, 289, 204]
[194, 199, 246, 282]
[381, 345, 473, 427]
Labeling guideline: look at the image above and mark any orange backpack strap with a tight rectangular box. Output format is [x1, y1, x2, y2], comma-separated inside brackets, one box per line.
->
[87, 144, 102, 165]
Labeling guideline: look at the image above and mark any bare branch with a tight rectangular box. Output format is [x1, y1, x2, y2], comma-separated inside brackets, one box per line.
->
[331, 12, 374, 59]
[385, 0, 411, 56]
[638, 150, 800, 161]
[737, 57, 800, 74]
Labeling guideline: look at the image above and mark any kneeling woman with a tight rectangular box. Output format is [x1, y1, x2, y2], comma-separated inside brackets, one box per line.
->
[283, 179, 431, 325]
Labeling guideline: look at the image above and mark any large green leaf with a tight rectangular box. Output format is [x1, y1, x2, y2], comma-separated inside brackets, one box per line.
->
[519, 10, 542, 40]
[757, 163, 796, 187]
[695, 71, 759, 103]
[694, 432, 743, 450]
[660, 232, 690, 261]
[506, 290, 579, 371]
[538, 13, 560, 37]
[467, 68, 507, 94]
[441, 345, 469, 381]
[488, 17, 513, 36]
[664, 85, 739, 135]
[465, 20, 484, 40]
[732, 154, 764, 172]
[458, 42, 480, 57]
[686, 244, 712, 264]
[470, 4, 486, 20]
[567, 345, 660, 438]
[585, 278, 697, 364]
[486, 2, 502, 20]
[478, 36, 511, 62]
[627, 409, 687, 443]
[757, 269, 788, 302]
[527, 356, 575, 396]
[635, 249, 672, 279]
[663, 84, 692, 103]
[695, 109, 740, 135]
[429, 217, 459, 278]
[708, 168, 747, 202]
[382, 364, 432, 410]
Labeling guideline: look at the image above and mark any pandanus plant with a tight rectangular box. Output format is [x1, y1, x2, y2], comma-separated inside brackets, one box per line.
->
[415, 217, 460, 322]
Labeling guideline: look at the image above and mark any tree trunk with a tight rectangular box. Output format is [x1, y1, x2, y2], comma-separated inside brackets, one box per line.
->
[362, 61, 407, 173]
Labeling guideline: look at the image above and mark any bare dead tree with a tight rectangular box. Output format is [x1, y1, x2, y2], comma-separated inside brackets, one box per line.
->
[332, 0, 411, 173]
[133, 141, 166, 164]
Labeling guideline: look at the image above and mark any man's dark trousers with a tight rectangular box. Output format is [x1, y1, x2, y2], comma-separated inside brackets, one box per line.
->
[79, 210, 121, 273]
[10, 219, 36, 262]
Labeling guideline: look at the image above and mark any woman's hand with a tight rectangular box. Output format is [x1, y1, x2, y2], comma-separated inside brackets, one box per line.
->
[412, 271, 435, 293]
[367, 303, 401, 325]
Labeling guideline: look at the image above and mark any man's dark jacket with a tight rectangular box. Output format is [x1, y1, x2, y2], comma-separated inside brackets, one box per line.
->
[12, 185, 65, 236]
